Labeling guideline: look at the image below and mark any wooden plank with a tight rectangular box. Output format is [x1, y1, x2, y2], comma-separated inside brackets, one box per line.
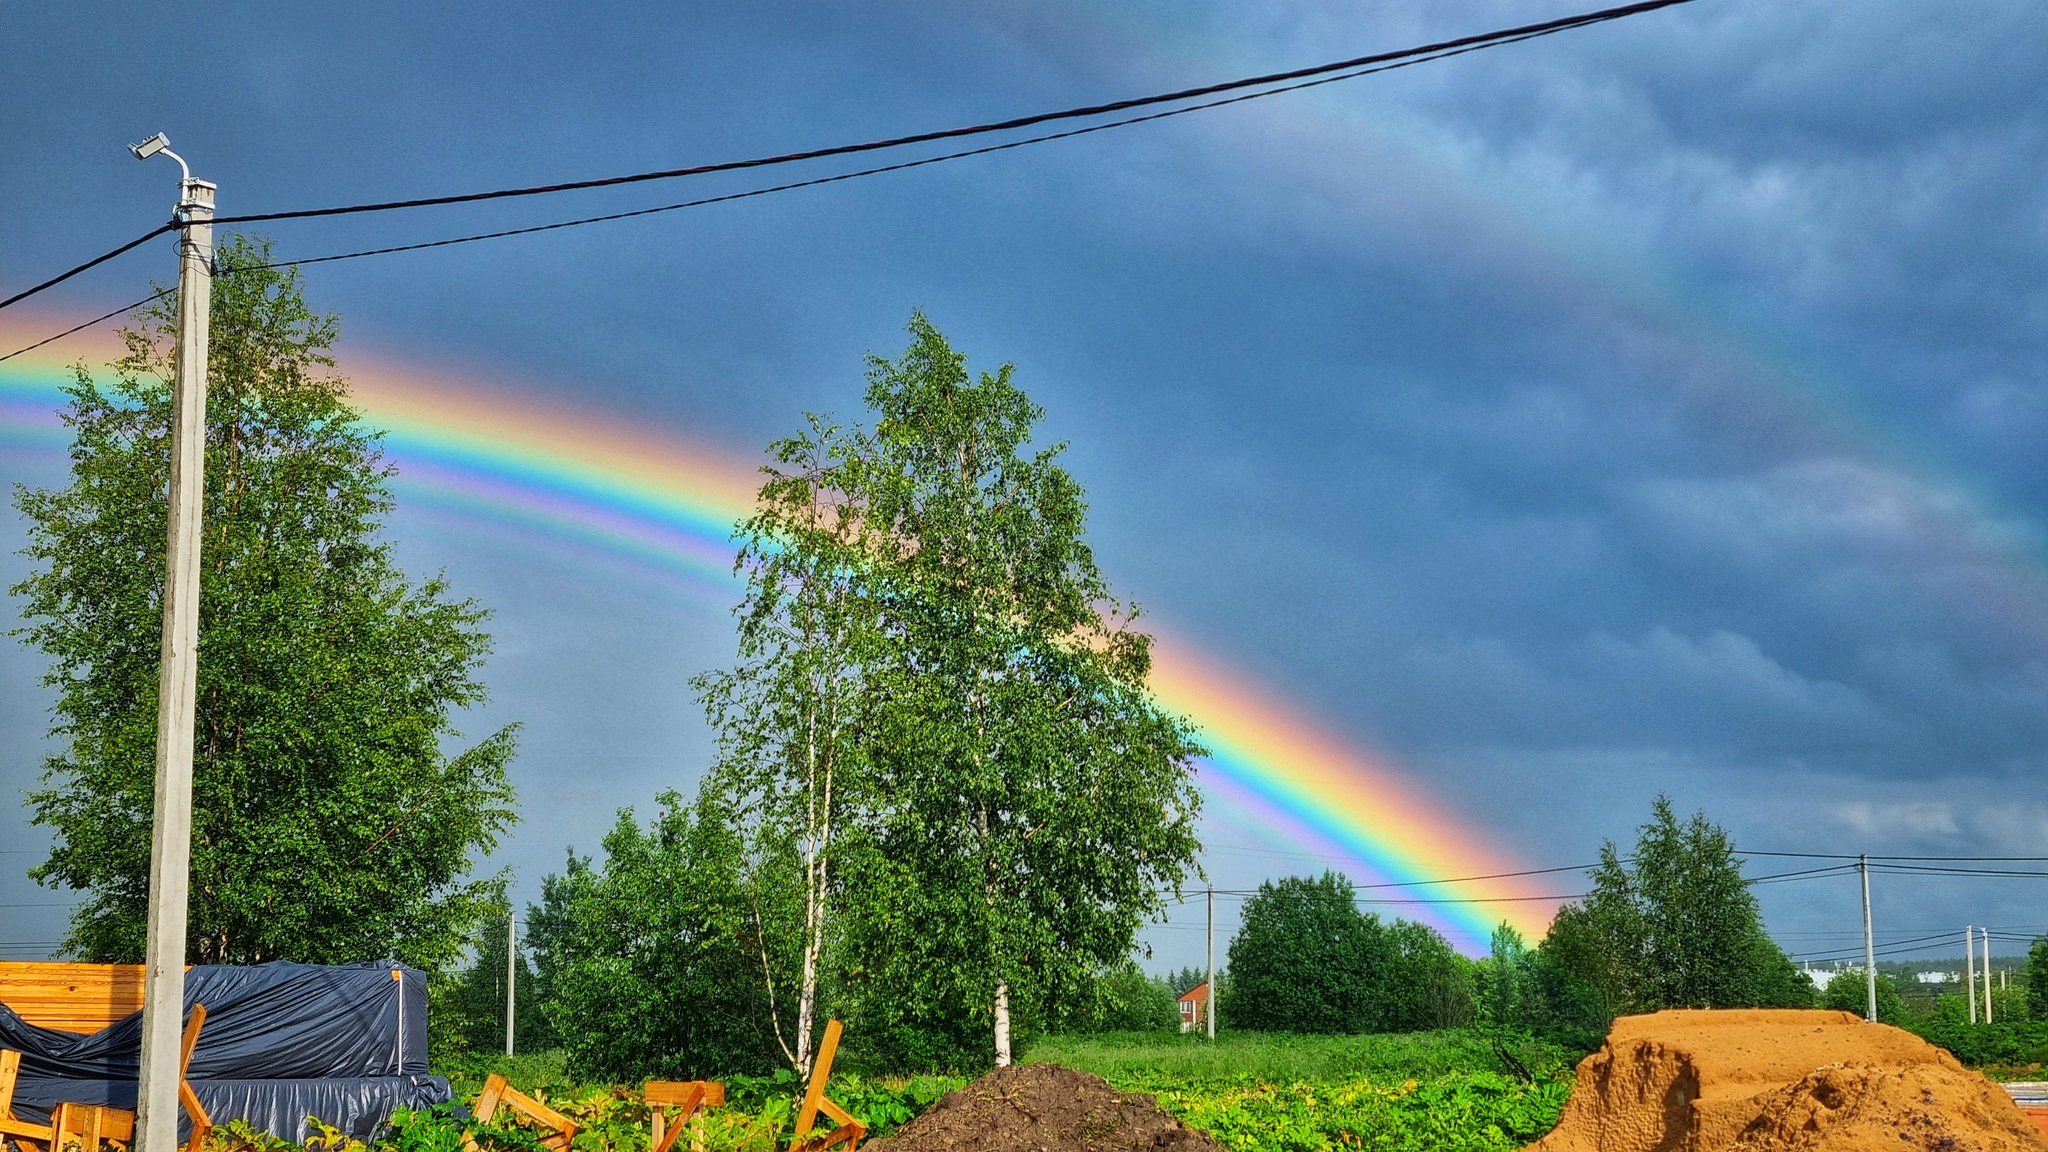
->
[644, 1081, 722, 1108]
[0, 962, 196, 1035]
[791, 1020, 842, 1144]
[647, 1084, 704, 1152]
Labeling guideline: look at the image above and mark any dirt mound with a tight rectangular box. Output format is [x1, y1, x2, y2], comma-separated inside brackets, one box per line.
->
[863, 1063, 1224, 1152]
[1525, 1009, 2048, 1152]
[1734, 1061, 2046, 1151]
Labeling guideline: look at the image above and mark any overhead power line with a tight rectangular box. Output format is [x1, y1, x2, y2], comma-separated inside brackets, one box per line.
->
[206, 0, 1699, 227]
[1741, 851, 2048, 862]
[0, 0, 1697, 316]
[0, 289, 172, 364]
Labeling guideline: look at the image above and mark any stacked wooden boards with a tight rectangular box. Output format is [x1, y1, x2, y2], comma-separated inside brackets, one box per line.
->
[0, 962, 150, 1034]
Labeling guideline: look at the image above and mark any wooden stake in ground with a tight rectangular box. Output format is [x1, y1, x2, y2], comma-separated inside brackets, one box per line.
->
[789, 1019, 864, 1152]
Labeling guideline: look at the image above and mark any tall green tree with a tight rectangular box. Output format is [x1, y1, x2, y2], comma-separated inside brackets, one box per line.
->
[1478, 923, 1531, 1029]
[837, 315, 1205, 1069]
[1220, 873, 1390, 1034]
[14, 237, 517, 968]
[1383, 918, 1476, 1031]
[527, 790, 791, 1079]
[693, 415, 886, 1073]
[1544, 797, 1801, 1014]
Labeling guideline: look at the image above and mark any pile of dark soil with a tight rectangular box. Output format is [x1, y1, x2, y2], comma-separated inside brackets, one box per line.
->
[863, 1063, 1224, 1152]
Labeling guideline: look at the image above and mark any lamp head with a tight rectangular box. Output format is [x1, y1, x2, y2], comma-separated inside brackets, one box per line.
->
[128, 133, 170, 161]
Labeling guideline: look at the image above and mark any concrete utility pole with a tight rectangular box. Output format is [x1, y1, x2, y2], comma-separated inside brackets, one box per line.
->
[130, 132, 213, 1152]
[1966, 926, 1977, 1023]
[1982, 927, 1993, 1024]
[506, 912, 517, 1057]
[1859, 854, 1876, 1022]
[1205, 886, 1215, 1040]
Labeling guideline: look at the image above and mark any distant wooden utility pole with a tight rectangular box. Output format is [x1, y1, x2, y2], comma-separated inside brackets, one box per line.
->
[128, 131, 213, 1152]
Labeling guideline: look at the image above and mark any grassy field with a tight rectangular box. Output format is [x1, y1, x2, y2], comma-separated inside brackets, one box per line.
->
[1020, 1030, 1582, 1152]
[406, 1031, 1586, 1152]
[1024, 1028, 1580, 1085]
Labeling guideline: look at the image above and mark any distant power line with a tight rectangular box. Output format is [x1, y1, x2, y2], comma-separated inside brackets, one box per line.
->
[0, 0, 1699, 325]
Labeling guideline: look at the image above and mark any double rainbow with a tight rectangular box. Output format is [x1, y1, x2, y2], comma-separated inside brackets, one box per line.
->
[0, 330, 1557, 948]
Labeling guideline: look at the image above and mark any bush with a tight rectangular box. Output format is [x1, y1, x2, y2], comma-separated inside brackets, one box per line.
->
[1905, 992, 2048, 1067]
[527, 791, 789, 1080]
[1821, 969, 1904, 1024]
[1059, 965, 1181, 1034]
[1220, 875, 1471, 1035]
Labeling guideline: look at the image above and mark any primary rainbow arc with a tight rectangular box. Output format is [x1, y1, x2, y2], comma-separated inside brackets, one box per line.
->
[0, 341, 1557, 949]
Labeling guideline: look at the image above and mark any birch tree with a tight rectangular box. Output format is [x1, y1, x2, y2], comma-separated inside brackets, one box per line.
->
[694, 417, 883, 1074]
[840, 314, 1204, 1068]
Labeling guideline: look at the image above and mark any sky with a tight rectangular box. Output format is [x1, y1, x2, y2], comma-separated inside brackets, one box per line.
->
[2, 0, 2046, 971]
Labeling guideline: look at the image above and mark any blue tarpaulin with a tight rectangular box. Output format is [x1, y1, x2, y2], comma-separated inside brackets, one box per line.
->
[0, 961, 454, 1142]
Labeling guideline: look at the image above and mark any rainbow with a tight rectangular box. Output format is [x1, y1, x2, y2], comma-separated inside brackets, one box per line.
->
[0, 324, 1557, 948]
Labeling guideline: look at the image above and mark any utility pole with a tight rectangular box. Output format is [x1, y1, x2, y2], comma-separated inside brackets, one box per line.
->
[1859, 854, 1876, 1022]
[130, 132, 212, 1152]
[1965, 926, 1977, 1023]
[1205, 886, 1215, 1040]
[505, 911, 517, 1057]
[1982, 926, 1993, 1024]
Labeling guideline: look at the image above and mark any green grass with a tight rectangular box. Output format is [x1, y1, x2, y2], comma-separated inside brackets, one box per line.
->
[1018, 1030, 1583, 1152]
[1022, 1028, 1579, 1085]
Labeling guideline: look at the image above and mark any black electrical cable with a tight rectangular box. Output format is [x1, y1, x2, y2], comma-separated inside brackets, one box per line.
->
[0, 288, 173, 364]
[1741, 851, 2048, 862]
[1875, 860, 2048, 877]
[229, 32, 1565, 278]
[0, 0, 1697, 316]
[206, 0, 1696, 229]
[0, 224, 177, 312]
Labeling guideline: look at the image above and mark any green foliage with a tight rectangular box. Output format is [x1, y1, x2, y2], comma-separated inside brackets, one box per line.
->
[526, 791, 791, 1079]
[1540, 797, 1802, 1015]
[1058, 964, 1182, 1034]
[409, 1063, 964, 1152]
[1223, 874, 1388, 1034]
[1384, 920, 1476, 1031]
[1023, 1029, 1582, 1085]
[14, 235, 516, 968]
[693, 413, 892, 1073]
[1221, 874, 1471, 1035]
[833, 314, 1206, 1068]
[1905, 995, 2048, 1067]
[1139, 1072, 1572, 1152]
[1820, 969, 1904, 1024]
[1025, 1030, 1579, 1152]
[1169, 967, 1212, 996]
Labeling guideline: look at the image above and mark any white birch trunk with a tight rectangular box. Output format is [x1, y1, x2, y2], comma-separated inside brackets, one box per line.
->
[993, 980, 1013, 1066]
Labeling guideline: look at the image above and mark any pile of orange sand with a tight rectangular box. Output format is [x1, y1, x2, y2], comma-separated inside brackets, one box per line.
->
[1524, 1009, 2048, 1152]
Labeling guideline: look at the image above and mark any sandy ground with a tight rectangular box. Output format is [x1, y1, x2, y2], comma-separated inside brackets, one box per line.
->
[1526, 1009, 2048, 1152]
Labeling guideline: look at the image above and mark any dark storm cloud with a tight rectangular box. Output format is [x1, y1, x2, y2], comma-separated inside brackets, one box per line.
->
[3, 0, 2045, 960]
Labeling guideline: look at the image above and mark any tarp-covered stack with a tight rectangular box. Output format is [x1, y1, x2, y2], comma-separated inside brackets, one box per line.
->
[0, 961, 453, 1142]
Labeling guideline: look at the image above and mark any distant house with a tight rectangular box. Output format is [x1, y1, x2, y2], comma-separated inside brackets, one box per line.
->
[1177, 982, 1209, 1032]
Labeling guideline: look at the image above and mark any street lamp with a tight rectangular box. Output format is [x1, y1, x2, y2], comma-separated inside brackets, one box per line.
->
[129, 131, 213, 1152]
